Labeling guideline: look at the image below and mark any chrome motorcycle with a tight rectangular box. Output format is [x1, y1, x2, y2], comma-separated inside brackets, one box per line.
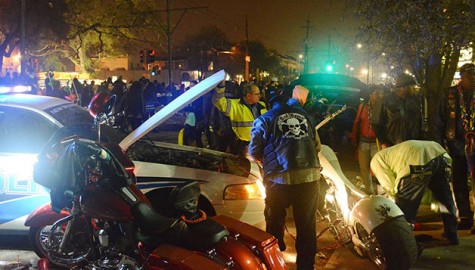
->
[317, 143, 418, 270]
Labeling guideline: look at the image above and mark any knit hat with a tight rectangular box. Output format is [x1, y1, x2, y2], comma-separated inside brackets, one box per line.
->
[292, 85, 310, 106]
[395, 74, 416, 88]
[460, 63, 475, 74]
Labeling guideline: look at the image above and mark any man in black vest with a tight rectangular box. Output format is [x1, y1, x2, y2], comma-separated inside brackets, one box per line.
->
[435, 63, 475, 231]
[249, 85, 321, 270]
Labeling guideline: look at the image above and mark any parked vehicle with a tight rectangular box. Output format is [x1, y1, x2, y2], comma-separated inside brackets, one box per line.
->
[317, 142, 418, 269]
[0, 71, 265, 235]
[291, 73, 368, 149]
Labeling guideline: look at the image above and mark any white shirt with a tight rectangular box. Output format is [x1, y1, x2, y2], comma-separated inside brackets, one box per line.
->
[370, 140, 451, 196]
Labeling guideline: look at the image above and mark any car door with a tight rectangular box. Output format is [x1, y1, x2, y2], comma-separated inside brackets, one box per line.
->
[0, 106, 57, 233]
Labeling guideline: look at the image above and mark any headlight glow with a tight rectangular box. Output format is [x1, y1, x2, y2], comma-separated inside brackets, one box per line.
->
[224, 182, 264, 200]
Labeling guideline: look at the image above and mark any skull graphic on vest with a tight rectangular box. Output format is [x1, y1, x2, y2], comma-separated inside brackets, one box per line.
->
[277, 113, 309, 139]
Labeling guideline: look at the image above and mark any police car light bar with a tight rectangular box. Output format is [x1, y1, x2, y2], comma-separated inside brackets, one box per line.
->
[0, 85, 32, 94]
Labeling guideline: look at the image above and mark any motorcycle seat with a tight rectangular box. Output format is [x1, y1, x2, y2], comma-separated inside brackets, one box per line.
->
[132, 202, 230, 249]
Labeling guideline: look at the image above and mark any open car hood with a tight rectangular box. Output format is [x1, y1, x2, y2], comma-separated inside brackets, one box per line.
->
[119, 70, 225, 150]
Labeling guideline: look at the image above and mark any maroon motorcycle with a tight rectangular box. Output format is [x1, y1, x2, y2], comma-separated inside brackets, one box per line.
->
[24, 99, 286, 269]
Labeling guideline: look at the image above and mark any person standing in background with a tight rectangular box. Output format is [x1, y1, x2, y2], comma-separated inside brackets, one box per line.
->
[372, 73, 424, 149]
[350, 85, 381, 194]
[435, 63, 475, 231]
[213, 81, 267, 157]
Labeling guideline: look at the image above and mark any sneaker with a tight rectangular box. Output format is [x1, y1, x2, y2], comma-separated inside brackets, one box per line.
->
[458, 218, 473, 230]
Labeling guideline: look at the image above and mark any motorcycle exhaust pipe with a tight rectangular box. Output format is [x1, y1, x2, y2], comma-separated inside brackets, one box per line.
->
[98, 229, 109, 246]
[352, 234, 367, 253]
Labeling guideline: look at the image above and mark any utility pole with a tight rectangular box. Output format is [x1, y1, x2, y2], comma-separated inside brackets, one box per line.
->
[166, 0, 172, 87]
[245, 15, 250, 83]
[20, 0, 26, 75]
[302, 17, 313, 74]
[162, 1, 207, 86]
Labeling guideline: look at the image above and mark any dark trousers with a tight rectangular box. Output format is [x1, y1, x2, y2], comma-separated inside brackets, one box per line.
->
[183, 124, 195, 146]
[395, 156, 458, 236]
[214, 132, 236, 153]
[265, 181, 318, 270]
[194, 121, 205, 148]
[451, 154, 472, 219]
[235, 139, 249, 157]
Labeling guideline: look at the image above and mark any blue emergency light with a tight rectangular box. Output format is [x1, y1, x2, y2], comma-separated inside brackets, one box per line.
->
[0, 85, 32, 94]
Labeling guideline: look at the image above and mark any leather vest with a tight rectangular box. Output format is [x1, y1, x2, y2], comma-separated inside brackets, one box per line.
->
[260, 104, 320, 175]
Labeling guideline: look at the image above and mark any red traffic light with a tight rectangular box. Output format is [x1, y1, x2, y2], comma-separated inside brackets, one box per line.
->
[146, 50, 155, 63]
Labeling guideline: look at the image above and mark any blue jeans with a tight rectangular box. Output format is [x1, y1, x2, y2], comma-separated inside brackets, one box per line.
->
[358, 141, 378, 193]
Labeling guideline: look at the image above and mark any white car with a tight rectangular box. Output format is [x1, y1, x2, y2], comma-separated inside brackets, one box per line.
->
[0, 90, 265, 234]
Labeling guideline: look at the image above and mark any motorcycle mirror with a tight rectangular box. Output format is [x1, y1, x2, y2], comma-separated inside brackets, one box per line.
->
[88, 93, 116, 117]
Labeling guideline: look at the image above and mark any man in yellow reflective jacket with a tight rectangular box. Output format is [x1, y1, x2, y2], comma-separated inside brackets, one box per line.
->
[213, 82, 267, 156]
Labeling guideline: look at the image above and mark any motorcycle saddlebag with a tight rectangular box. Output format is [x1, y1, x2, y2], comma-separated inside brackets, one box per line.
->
[211, 215, 285, 268]
[147, 244, 226, 270]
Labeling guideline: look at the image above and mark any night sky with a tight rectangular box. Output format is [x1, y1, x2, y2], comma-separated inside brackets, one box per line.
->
[172, 0, 358, 58]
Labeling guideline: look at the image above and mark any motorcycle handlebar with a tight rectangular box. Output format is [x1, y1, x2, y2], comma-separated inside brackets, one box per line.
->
[73, 139, 110, 161]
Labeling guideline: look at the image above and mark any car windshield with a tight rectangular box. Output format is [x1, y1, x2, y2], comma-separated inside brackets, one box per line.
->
[44, 102, 127, 144]
[44, 102, 92, 127]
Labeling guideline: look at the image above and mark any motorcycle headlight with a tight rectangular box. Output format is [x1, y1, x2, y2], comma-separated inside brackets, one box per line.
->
[223, 182, 265, 200]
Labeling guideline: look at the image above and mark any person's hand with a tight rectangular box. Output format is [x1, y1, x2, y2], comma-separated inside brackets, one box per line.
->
[381, 143, 389, 149]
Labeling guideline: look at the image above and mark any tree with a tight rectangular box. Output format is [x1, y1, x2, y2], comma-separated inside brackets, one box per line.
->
[0, 0, 68, 74]
[181, 26, 232, 79]
[348, 0, 475, 136]
[233, 40, 281, 82]
[61, 0, 165, 74]
[0, 0, 169, 75]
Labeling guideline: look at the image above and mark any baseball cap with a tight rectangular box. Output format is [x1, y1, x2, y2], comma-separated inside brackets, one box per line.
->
[395, 73, 416, 88]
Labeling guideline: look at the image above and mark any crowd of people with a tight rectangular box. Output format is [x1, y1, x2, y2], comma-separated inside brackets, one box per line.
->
[4, 64, 475, 269]
[248, 65, 474, 269]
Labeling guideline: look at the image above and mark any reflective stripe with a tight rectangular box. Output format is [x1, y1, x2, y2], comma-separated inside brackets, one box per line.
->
[232, 121, 254, 127]
[225, 99, 231, 115]
[214, 92, 225, 98]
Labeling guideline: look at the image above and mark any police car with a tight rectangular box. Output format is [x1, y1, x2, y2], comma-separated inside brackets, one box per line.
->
[0, 86, 265, 235]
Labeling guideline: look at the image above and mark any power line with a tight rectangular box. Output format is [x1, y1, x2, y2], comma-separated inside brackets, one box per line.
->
[182, 0, 300, 52]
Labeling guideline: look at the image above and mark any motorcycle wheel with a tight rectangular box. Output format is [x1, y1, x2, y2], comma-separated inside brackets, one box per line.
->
[356, 215, 418, 270]
[29, 224, 92, 268]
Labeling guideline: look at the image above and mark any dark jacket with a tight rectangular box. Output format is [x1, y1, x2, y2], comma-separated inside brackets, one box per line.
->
[434, 84, 468, 156]
[372, 91, 423, 146]
[249, 99, 320, 180]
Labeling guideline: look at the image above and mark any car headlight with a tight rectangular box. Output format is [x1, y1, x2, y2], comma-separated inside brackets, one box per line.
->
[223, 181, 266, 200]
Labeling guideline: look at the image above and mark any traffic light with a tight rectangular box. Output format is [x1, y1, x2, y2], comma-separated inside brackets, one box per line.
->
[146, 50, 155, 63]
[151, 66, 161, 76]
[325, 60, 335, 73]
[140, 50, 145, 63]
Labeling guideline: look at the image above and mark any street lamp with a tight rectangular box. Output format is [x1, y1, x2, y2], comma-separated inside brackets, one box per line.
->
[356, 43, 370, 84]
